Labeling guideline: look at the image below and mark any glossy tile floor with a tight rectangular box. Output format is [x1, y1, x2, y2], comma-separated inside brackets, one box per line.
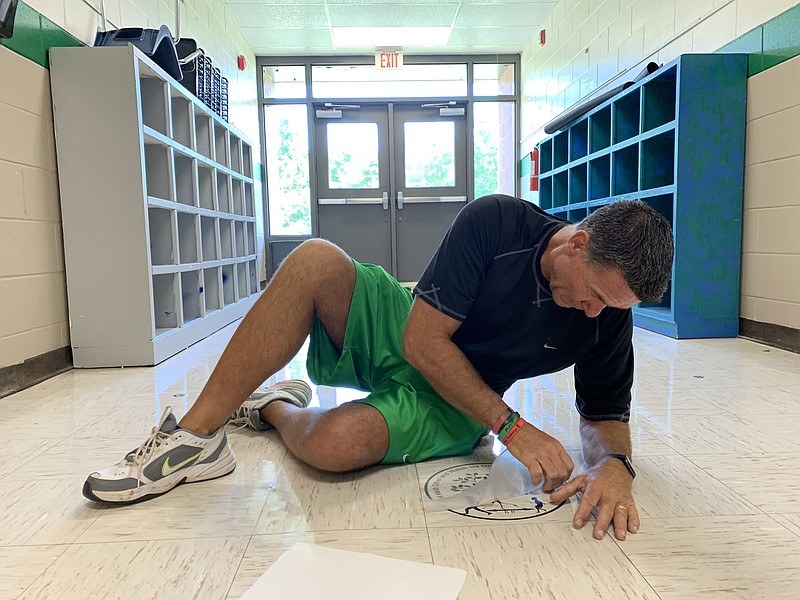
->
[1, 322, 799, 599]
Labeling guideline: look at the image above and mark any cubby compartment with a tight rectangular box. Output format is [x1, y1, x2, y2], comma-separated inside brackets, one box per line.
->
[589, 107, 611, 153]
[539, 139, 553, 173]
[217, 174, 231, 213]
[174, 153, 195, 205]
[180, 270, 202, 324]
[637, 194, 674, 313]
[152, 273, 178, 333]
[236, 261, 248, 300]
[248, 259, 258, 295]
[570, 120, 588, 161]
[198, 165, 214, 210]
[242, 144, 253, 177]
[569, 163, 587, 204]
[553, 171, 568, 208]
[171, 96, 192, 147]
[234, 221, 246, 257]
[203, 267, 221, 313]
[148, 207, 175, 265]
[214, 122, 229, 167]
[553, 131, 569, 169]
[612, 144, 639, 195]
[230, 136, 242, 174]
[195, 111, 213, 159]
[139, 77, 168, 135]
[244, 183, 254, 217]
[200, 216, 217, 261]
[643, 67, 677, 132]
[247, 222, 256, 256]
[612, 89, 640, 144]
[221, 264, 236, 305]
[641, 131, 675, 190]
[230, 180, 242, 215]
[538, 176, 553, 210]
[177, 212, 198, 264]
[589, 155, 611, 200]
[219, 219, 234, 259]
[568, 207, 587, 223]
[144, 145, 171, 201]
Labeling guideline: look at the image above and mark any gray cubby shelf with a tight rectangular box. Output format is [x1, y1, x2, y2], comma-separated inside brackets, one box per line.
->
[50, 45, 260, 367]
[535, 53, 747, 339]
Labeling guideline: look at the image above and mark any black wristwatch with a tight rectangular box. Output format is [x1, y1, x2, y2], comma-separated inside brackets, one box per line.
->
[606, 454, 636, 479]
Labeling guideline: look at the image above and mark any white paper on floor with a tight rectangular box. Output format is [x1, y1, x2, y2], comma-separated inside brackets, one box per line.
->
[240, 543, 467, 600]
[425, 450, 542, 511]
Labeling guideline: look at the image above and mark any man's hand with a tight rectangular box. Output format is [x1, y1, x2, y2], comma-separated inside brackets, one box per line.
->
[549, 456, 639, 541]
[505, 423, 575, 493]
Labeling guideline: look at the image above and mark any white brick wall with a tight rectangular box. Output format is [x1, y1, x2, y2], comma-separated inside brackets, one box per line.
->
[520, 0, 800, 331]
[520, 0, 800, 148]
[0, 0, 259, 369]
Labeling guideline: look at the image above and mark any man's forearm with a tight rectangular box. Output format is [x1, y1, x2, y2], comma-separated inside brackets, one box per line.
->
[579, 418, 632, 467]
[406, 337, 507, 428]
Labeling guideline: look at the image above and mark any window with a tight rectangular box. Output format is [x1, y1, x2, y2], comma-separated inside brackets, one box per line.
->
[312, 64, 467, 98]
[474, 102, 516, 198]
[326, 123, 380, 189]
[474, 63, 515, 96]
[264, 105, 311, 235]
[263, 66, 306, 99]
[404, 121, 455, 188]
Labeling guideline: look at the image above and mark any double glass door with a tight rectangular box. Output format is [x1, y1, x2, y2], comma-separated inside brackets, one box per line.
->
[314, 102, 467, 282]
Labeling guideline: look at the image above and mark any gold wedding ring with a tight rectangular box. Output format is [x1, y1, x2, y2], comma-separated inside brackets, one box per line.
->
[615, 503, 628, 511]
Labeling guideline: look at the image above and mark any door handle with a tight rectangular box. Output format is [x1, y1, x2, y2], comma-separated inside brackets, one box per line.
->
[397, 191, 403, 210]
[382, 191, 389, 210]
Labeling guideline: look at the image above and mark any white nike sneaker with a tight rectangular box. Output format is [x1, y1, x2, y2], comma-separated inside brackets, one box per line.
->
[228, 379, 312, 431]
[83, 406, 235, 504]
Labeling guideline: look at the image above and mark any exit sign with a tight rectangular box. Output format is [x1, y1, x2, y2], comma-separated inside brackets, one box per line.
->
[375, 51, 403, 69]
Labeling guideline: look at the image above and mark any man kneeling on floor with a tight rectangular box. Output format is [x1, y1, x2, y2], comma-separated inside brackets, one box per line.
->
[84, 195, 673, 541]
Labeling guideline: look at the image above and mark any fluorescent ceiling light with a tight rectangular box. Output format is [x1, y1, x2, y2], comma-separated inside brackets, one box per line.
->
[332, 27, 451, 48]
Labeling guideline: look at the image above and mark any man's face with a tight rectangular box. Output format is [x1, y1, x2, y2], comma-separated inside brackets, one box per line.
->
[549, 242, 639, 318]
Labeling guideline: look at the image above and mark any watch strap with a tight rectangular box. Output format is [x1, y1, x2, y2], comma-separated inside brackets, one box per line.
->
[606, 453, 636, 479]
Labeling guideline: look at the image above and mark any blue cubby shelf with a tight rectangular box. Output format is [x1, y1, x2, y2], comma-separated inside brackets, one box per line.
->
[536, 54, 748, 339]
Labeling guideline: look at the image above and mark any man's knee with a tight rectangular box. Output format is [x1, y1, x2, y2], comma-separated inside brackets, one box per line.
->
[302, 405, 388, 472]
[283, 239, 351, 279]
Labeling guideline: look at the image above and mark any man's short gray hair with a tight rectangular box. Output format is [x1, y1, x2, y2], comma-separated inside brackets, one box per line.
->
[576, 200, 674, 303]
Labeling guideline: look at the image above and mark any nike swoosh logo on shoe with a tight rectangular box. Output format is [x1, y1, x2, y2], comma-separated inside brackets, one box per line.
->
[161, 450, 204, 477]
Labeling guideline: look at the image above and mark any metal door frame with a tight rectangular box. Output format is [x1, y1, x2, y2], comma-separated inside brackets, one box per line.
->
[257, 54, 521, 279]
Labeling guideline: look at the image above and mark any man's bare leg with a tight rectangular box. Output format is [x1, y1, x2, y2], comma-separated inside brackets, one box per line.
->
[178, 239, 389, 472]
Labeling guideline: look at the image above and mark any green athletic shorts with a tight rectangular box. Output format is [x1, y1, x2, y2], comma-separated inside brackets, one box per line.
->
[306, 260, 488, 464]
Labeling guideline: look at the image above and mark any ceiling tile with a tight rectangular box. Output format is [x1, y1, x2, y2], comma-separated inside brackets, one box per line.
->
[448, 26, 536, 48]
[227, 4, 330, 28]
[327, 4, 459, 27]
[226, 0, 323, 4]
[455, 2, 556, 28]
[241, 26, 332, 47]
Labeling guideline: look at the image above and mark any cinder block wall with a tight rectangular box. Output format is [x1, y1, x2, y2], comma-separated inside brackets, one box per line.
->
[0, 0, 260, 394]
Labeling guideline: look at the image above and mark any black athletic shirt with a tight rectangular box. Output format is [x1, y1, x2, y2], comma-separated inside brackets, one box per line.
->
[413, 194, 633, 422]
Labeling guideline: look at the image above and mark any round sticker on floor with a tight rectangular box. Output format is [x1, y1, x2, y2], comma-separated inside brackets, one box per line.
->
[423, 462, 567, 521]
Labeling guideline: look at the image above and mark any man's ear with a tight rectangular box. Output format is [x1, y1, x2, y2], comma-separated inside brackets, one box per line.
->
[566, 230, 590, 256]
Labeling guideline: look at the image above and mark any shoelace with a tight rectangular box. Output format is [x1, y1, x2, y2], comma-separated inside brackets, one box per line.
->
[127, 406, 174, 489]
[227, 390, 277, 428]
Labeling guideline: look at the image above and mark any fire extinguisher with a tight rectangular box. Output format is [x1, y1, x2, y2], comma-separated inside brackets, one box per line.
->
[529, 147, 539, 192]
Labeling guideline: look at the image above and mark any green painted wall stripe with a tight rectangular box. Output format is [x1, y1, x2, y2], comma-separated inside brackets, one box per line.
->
[0, 1, 82, 68]
[718, 3, 800, 76]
